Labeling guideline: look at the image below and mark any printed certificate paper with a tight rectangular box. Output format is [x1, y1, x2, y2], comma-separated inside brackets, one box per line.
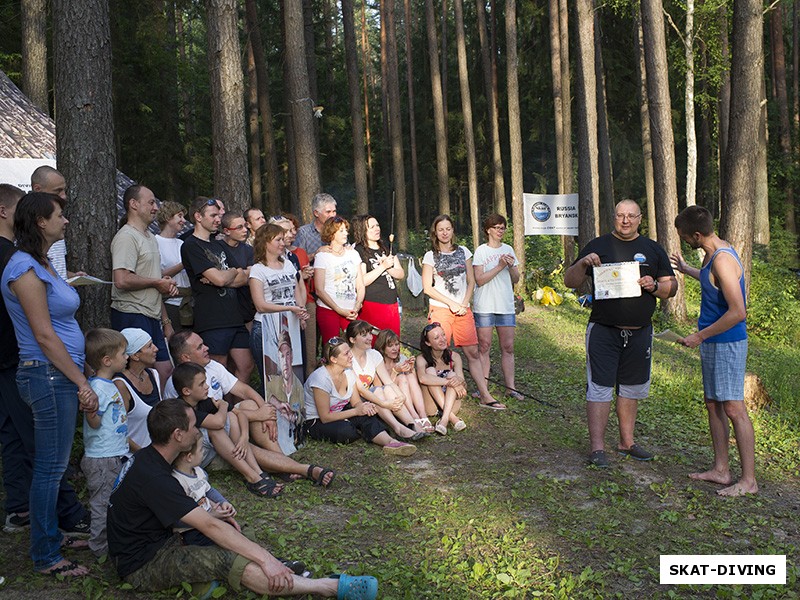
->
[593, 261, 641, 300]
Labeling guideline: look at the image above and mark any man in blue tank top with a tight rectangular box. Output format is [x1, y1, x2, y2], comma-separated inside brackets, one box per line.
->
[673, 206, 757, 497]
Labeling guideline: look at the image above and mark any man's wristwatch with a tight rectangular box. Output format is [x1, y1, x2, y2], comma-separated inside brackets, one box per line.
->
[650, 280, 660, 295]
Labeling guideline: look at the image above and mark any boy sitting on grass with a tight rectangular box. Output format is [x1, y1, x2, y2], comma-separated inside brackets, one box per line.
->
[171, 362, 283, 499]
[82, 328, 130, 557]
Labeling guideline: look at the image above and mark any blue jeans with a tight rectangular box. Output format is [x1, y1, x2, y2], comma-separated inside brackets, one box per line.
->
[16, 362, 81, 570]
[0, 366, 86, 524]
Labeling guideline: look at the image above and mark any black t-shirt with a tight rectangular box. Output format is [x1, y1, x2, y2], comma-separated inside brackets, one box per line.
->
[181, 235, 243, 332]
[356, 244, 398, 304]
[575, 233, 674, 328]
[0, 237, 19, 370]
[222, 241, 256, 323]
[192, 398, 219, 428]
[107, 445, 199, 578]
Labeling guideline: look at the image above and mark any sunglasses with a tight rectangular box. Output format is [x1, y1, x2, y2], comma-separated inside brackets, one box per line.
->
[423, 322, 441, 334]
[327, 336, 347, 347]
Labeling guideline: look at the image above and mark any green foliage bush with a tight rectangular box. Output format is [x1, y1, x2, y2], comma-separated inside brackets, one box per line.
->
[748, 257, 800, 346]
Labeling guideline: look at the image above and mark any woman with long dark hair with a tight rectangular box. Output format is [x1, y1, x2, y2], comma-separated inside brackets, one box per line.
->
[421, 215, 506, 410]
[1, 193, 98, 577]
[351, 214, 404, 337]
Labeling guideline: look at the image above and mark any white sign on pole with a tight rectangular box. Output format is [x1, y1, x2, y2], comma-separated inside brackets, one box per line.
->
[523, 193, 579, 236]
[0, 158, 57, 191]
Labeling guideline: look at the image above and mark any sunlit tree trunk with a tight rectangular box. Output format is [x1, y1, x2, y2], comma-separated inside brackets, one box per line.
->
[549, 0, 565, 193]
[477, 0, 506, 216]
[454, 0, 479, 246]
[717, 5, 730, 213]
[302, 0, 321, 188]
[361, 1, 374, 195]
[720, 0, 762, 289]
[53, 0, 116, 329]
[404, 0, 421, 226]
[426, 0, 450, 215]
[206, 0, 250, 212]
[594, 9, 614, 234]
[342, 0, 369, 214]
[771, 3, 796, 236]
[635, 13, 656, 240]
[574, 0, 599, 247]
[384, 0, 409, 249]
[245, 0, 281, 214]
[506, 0, 525, 287]
[641, 0, 686, 320]
[755, 74, 770, 246]
[441, 0, 448, 127]
[246, 40, 263, 209]
[559, 0, 574, 264]
[685, 0, 697, 207]
[21, 0, 48, 113]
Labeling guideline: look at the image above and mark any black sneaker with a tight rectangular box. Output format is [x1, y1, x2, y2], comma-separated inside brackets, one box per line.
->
[588, 450, 610, 468]
[280, 559, 311, 578]
[60, 516, 91, 538]
[3, 512, 30, 533]
[617, 444, 654, 461]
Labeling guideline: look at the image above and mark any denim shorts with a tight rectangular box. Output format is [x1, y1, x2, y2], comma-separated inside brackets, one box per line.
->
[473, 312, 516, 328]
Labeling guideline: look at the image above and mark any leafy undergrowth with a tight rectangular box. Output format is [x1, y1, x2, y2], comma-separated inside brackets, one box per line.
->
[1, 303, 799, 599]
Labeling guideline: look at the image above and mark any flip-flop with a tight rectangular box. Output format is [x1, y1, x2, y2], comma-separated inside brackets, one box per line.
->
[478, 401, 507, 410]
[37, 559, 89, 578]
[306, 464, 336, 488]
[61, 536, 90, 550]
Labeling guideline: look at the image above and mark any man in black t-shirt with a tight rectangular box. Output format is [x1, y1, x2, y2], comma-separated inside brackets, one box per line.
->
[564, 200, 677, 468]
[181, 197, 253, 383]
[107, 399, 378, 598]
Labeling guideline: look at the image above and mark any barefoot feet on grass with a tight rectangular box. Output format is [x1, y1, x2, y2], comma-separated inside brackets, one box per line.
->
[717, 480, 758, 497]
[688, 469, 733, 485]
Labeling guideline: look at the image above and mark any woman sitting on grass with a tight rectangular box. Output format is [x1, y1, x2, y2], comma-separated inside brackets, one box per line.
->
[345, 320, 426, 441]
[374, 328, 435, 434]
[303, 337, 417, 456]
[415, 323, 467, 435]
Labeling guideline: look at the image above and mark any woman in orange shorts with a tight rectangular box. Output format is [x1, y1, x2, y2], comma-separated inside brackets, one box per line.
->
[421, 215, 505, 410]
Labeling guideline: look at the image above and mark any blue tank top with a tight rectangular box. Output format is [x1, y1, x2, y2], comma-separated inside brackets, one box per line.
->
[698, 247, 747, 343]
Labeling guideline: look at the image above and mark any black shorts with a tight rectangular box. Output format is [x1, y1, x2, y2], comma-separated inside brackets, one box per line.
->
[585, 322, 652, 402]
[200, 326, 250, 356]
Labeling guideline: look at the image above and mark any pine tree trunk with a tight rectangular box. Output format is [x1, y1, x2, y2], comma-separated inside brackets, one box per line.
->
[641, 0, 686, 321]
[771, 3, 796, 236]
[717, 5, 730, 214]
[506, 0, 525, 287]
[21, 0, 49, 114]
[754, 74, 770, 246]
[245, 0, 282, 214]
[720, 0, 762, 290]
[426, 0, 451, 216]
[361, 1, 374, 196]
[594, 9, 614, 234]
[454, 0, 480, 247]
[246, 40, 263, 210]
[441, 0, 449, 127]
[685, 0, 697, 207]
[477, 0, 506, 216]
[284, 0, 321, 222]
[574, 0, 599, 247]
[559, 0, 574, 265]
[206, 0, 250, 213]
[404, 0, 421, 226]
[53, 0, 116, 330]
[635, 13, 656, 240]
[549, 0, 565, 194]
[384, 0, 409, 250]
[342, 0, 369, 214]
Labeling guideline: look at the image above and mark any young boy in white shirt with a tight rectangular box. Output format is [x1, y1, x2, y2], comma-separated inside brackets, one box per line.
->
[82, 328, 130, 557]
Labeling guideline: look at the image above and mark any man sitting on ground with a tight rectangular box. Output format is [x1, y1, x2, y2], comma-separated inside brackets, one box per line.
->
[165, 331, 335, 487]
[107, 398, 377, 599]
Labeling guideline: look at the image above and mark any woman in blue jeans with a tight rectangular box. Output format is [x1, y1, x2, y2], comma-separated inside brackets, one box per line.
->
[1, 193, 98, 577]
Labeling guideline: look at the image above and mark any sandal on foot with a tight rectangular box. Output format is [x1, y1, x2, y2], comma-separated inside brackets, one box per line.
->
[415, 418, 435, 433]
[453, 420, 466, 432]
[434, 423, 448, 436]
[61, 536, 90, 550]
[38, 559, 89, 578]
[382, 441, 416, 457]
[479, 400, 507, 410]
[267, 471, 303, 483]
[306, 464, 336, 488]
[332, 572, 379, 600]
[246, 476, 283, 498]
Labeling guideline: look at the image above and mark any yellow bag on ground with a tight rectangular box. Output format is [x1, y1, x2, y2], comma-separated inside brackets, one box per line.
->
[536, 286, 563, 306]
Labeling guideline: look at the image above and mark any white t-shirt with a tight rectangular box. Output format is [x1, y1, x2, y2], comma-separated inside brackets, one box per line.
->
[314, 249, 362, 310]
[156, 235, 190, 307]
[422, 245, 473, 308]
[249, 261, 298, 320]
[303, 367, 356, 420]
[113, 370, 159, 453]
[164, 359, 238, 401]
[472, 243, 519, 315]
[351, 349, 384, 389]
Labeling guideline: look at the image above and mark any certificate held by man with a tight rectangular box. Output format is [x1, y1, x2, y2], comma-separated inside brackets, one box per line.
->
[593, 261, 642, 300]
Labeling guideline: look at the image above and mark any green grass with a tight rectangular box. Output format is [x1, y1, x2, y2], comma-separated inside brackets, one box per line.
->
[1, 299, 799, 599]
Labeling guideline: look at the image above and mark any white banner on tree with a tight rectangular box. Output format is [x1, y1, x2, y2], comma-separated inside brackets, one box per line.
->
[523, 193, 579, 236]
